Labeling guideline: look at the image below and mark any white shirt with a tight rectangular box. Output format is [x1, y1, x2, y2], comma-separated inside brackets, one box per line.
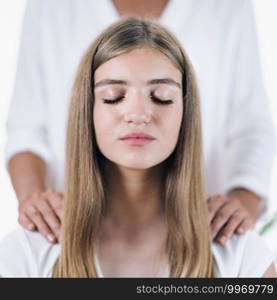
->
[5, 0, 275, 211]
[0, 226, 274, 277]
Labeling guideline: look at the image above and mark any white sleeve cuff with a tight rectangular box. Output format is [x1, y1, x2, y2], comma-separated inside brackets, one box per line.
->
[4, 130, 51, 170]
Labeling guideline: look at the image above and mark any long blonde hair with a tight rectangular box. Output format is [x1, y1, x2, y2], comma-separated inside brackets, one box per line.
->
[53, 17, 215, 277]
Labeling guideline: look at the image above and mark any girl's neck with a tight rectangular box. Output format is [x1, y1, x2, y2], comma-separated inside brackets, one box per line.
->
[103, 162, 165, 231]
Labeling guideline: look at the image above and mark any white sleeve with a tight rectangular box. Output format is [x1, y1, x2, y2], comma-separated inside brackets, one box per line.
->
[4, 0, 51, 168]
[224, 0, 276, 214]
[238, 231, 275, 277]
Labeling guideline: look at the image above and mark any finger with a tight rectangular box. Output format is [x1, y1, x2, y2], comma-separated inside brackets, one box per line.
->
[18, 214, 36, 231]
[47, 192, 64, 221]
[215, 211, 244, 245]
[36, 198, 61, 239]
[210, 201, 238, 239]
[56, 191, 64, 197]
[26, 205, 56, 243]
[207, 195, 227, 223]
[235, 218, 255, 235]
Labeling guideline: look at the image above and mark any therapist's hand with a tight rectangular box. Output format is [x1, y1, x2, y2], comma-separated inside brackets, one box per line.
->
[207, 189, 261, 245]
[18, 189, 64, 244]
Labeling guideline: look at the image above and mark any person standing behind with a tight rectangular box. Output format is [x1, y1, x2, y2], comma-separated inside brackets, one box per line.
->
[5, 0, 275, 245]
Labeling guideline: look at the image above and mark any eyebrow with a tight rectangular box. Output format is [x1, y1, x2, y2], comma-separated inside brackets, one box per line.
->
[94, 78, 182, 89]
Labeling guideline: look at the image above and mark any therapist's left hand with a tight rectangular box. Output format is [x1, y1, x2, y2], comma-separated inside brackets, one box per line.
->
[207, 188, 262, 245]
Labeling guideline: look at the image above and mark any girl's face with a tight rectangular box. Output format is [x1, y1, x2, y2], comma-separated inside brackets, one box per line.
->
[93, 47, 183, 170]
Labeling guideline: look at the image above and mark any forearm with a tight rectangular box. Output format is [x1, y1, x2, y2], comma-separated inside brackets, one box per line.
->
[8, 152, 47, 202]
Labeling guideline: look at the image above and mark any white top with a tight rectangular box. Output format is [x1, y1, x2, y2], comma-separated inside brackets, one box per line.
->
[5, 0, 275, 212]
[0, 226, 274, 277]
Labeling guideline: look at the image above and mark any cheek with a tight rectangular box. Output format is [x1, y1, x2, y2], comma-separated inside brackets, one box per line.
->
[93, 104, 116, 144]
[160, 105, 183, 149]
[165, 104, 183, 133]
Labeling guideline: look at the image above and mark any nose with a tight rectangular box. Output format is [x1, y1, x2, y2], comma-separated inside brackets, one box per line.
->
[123, 93, 152, 125]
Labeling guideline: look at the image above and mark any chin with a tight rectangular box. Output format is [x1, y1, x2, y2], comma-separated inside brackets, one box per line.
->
[116, 159, 164, 171]
[104, 152, 168, 170]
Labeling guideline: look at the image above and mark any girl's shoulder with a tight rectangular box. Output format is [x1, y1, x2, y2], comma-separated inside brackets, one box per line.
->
[0, 227, 274, 277]
[212, 230, 275, 277]
[0, 226, 60, 277]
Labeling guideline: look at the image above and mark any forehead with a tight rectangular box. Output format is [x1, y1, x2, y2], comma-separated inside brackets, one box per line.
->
[94, 47, 182, 83]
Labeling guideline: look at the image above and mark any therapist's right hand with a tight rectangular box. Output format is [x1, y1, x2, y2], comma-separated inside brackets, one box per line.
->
[18, 189, 64, 244]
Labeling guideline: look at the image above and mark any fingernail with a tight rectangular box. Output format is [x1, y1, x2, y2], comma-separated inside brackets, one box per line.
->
[47, 234, 55, 243]
[28, 224, 34, 230]
[219, 236, 226, 244]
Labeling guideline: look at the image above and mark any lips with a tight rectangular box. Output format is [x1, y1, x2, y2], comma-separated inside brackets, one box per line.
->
[120, 132, 156, 146]
[120, 133, 155, 140]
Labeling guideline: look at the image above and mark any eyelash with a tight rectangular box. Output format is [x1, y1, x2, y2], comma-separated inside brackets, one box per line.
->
[102, 93, 173, 105]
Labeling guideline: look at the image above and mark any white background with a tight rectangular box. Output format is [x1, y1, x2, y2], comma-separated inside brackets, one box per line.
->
[0, 0, 277, 260]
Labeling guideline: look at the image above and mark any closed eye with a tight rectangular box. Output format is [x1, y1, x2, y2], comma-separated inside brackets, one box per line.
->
[103, 96, 125, 104]
[102, 93, 173, 105]
[150, 92, 173, 105]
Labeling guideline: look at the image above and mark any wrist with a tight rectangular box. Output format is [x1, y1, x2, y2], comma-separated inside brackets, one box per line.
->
[18, 188, 46, 202]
